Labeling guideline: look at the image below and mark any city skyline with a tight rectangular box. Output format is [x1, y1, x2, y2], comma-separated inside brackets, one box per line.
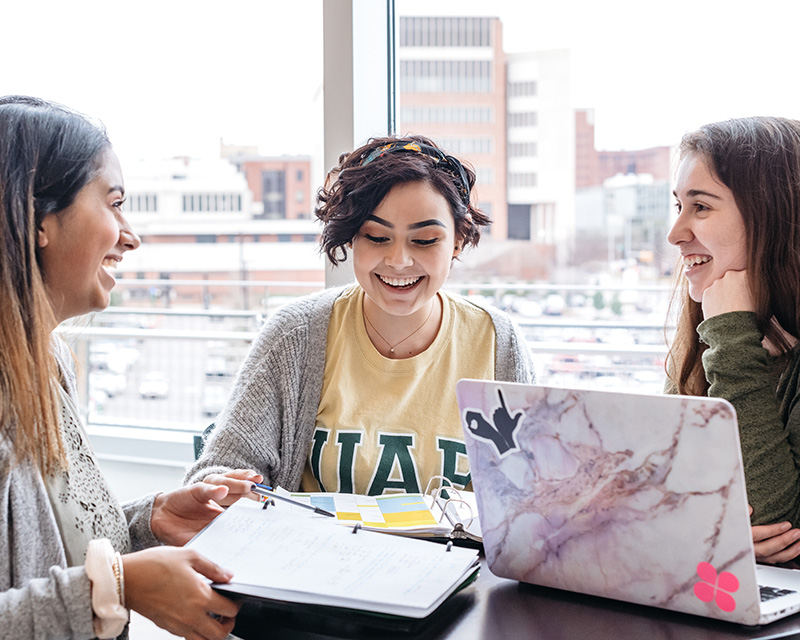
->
[3, 1, 799, 163]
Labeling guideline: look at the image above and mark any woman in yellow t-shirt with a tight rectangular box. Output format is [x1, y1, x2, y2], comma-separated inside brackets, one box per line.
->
[187, 135, 535, 498]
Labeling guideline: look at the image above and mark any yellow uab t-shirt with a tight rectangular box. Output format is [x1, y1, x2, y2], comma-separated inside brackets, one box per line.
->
[300, 285, 495, 495]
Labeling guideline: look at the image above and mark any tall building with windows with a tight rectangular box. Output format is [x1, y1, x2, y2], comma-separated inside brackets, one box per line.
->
[398, 16, 508, 239]
[398, 17, 575, 272]
[506, 49, 574, 266]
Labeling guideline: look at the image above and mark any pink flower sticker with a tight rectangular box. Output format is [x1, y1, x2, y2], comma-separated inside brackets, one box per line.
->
[694, 561, 739, 612]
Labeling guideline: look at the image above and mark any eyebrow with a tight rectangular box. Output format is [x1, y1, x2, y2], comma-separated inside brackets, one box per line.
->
[366, 214, 446, 230]
[108, 185, 125, 196]
[672, 189, 722, 199]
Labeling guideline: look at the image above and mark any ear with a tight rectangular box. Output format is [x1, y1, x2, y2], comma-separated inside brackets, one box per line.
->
[37, 225, 49, 248]
[452, 238, 463, 259]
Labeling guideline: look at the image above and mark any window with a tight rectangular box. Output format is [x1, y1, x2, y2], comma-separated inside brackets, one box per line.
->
[508, 142, 538, 157]
[262, 170, 286, 218]
[507, 204, 531, 240]
[436, 137, 494, 155]
[125, 193, 158, 213]
[400, 106, 493, 124]
[509, 172, 538, 188]
[400, 16, 492, 47]
[508, 112, 538, 128]
[182, 193, 243, 213]
[508, 80, 537, 97]
[400, 60, 492, 93]
[475, 167, 494, 185]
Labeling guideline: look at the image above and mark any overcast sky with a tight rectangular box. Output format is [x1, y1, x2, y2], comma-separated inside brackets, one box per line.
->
[2, 0, 799, 164]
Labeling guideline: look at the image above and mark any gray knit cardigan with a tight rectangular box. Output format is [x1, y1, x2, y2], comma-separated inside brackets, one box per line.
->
[185, 286, 536, 490]
[0, 342, 159, 639]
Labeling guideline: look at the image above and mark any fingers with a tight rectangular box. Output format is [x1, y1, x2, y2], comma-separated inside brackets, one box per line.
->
[207, 590, 242, 619]
[225, 468, 264, 481]
[125, 547, 240, 640]
[753, 523, 800, 564]
[701, 270, 753, 318]
[204, 470, 263, 506]
[759, 538, 800, 565]
[190, 482, 230, 505]
[752, 521, 792, 543]
[189, 549, 236, 585]
[183, 612, 237, 640]
[180, 608, 238, 640]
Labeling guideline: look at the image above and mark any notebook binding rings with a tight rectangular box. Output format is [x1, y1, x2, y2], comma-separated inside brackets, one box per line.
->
[423, 475, 475, 540]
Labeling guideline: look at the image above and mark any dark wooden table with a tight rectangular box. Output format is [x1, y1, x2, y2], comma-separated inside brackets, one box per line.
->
[232, 557, 800, 640]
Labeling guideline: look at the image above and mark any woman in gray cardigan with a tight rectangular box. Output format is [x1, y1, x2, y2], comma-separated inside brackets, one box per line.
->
[187, 136, 535, 501]
[0, 96, 239, 639]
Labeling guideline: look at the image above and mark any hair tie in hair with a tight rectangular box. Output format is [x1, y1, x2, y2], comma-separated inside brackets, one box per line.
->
[360, 140, 471, 205]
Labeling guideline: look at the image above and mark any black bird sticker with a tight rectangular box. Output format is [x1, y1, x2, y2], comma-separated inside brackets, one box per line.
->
[464, 389, 522, 456]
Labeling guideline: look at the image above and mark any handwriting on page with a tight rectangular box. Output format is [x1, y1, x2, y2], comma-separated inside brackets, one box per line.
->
[188, 500, 473, 608]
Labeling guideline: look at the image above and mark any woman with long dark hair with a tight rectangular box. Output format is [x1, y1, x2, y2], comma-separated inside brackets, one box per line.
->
[0, 96, 239, 639]
[667, 117, 800, 562]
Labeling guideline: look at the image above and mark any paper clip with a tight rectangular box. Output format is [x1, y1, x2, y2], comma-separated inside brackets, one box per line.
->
[352, 522, 362, 534]
[261, 497, 276, 510]
[445, 541, 453, 552]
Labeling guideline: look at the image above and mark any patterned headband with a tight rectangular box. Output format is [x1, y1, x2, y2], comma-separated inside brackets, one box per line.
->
[359, 141, 471, 205]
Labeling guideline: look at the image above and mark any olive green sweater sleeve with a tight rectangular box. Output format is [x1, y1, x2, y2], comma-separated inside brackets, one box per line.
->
[699, 311, 800, 526]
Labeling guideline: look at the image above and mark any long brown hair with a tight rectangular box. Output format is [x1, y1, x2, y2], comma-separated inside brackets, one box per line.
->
[667, 117, 800, 394]
[0, 96, 110, 473]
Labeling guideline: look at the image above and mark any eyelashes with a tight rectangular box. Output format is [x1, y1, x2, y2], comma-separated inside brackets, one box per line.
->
[364, 234, 440, 247]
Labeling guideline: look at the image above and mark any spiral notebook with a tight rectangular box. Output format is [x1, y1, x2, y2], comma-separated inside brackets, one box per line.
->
[457, 379, 800, 626]
[186, 497, 480, 619]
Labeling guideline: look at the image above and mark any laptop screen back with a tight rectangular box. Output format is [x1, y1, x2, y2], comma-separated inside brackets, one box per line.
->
[458, 380, 762, 624]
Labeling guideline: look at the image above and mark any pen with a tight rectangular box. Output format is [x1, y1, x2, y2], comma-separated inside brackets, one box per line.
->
[251, 484, 336, 517]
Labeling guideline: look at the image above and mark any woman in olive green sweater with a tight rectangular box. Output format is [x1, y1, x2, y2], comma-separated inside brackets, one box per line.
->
[667, 117, 800, 563]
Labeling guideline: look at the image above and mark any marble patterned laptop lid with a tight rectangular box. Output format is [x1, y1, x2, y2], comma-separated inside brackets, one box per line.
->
[457, 379, 763, 625]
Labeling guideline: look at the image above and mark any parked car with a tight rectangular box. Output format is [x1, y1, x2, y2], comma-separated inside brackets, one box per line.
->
[138, 371, 169, 399]
[204, 355, 232, 381]
[201, 385, 229, 418]
[89, 371, 127, 398]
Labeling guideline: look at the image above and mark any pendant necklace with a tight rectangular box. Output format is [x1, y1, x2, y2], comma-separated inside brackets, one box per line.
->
[363, 301, 436, 355]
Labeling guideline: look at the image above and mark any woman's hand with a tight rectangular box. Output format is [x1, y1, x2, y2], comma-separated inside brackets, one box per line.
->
[701, 270, 753, 319]
[751, 506, 800, 564]
[123, 546, 240, 640]
[150, 483, 228, 546]
[201, 469, 264, 507]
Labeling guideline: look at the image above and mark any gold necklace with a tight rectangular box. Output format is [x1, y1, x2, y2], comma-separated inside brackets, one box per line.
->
[363, 301, 436, 355]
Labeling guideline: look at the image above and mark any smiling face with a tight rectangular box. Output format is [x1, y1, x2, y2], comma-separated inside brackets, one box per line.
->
[352, 180, 461, 320]
[37, 149, 140, 324]
[668, 153, 748, 303]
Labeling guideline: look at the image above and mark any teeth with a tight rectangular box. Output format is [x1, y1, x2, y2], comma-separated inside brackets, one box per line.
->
[102, 258, 118, 270]
[683, 255, 711, 268]
[378, 275, 421, 287]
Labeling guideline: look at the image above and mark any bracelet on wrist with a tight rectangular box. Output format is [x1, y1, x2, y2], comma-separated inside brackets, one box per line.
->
[85, 539, 129, 639]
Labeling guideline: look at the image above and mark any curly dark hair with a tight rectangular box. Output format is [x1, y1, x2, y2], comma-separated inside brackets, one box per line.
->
[315, 135, 490, 265]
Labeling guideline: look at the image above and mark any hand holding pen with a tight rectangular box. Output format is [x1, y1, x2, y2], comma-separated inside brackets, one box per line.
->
[202, 469, 265, 507]
[251, 483, 336, 517]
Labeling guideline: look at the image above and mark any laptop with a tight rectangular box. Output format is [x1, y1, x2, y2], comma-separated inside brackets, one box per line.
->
[457, 379, 800, 626]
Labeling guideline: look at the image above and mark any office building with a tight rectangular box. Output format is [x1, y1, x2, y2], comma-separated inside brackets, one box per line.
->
[398, 16, 508, 239]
